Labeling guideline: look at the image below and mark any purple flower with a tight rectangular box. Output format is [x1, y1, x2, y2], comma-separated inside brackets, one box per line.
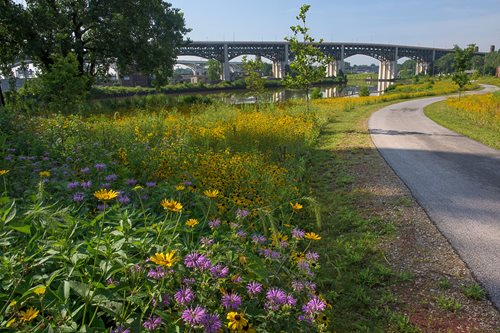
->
[118, 194, 130, 205]
[305, 251, 320, 261]
[305, 281, 317, 291]
[221, 292, 242, 309]
[94, 163, 107, 171]
[97, 204, 105, 211]
[302, 296, 326, 315]
[111, 326, 130, 333]
[104, 174, 118, 182]
[252, 234, 267, 245]
[258, 248, 281, 260]
[208, 218, 221, 229]
[297, 260, 310, 271]
[246, 281, 263, 296]
[183, 277, 196, 286]
[175, 287, 195, 305]
[292, 228, 305, 239]
[126, 179, 138, 186]
[146, 181, 156, 187]
[181, 305, 206, 326]
[291, 280, 304, 292]
[80, 167, 90, 174]
[183, 180, 193, 186]
[161, 294, 170, 307]
[210, 264, 229, 279]
[143, 316, 162, 331]
[236, 208, 249, 218]
[184, 252, 212, 271]
[106, 278, 116, 285]
[73, 192, 85, 203]
[200, 237, 214, 246]
[67, 181, 80, 190]
[285, 294, 297, 307]
[236, 230, 247, 238]
[5, 154, 13, 161]
[81, 180, 92, 189]
[100, 182, 111, 189]
[201, 313, 222, 333]
[130, 264, 141, 273]
[266, 288, 287, 310]
[148, 267, 165, 280]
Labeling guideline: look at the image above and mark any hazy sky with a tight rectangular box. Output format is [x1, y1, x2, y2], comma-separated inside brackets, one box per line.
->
[170, 0, 500, 64]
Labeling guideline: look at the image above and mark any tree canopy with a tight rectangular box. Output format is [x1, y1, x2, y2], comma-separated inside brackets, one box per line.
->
[0, 0, 189, 86]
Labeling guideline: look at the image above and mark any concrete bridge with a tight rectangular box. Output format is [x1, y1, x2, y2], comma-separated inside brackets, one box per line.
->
[179, 41, 486, 81]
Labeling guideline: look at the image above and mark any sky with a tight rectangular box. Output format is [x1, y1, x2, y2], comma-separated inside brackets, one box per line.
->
[169, 0, 500, 64]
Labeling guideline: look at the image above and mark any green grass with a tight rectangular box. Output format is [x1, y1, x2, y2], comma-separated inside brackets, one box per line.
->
[308, 101, 420, 332]
[461, 283, 486, 300]
[424, 100, 500, 149]
[475, 76, 500, 87]
[435, 296, 462, 313]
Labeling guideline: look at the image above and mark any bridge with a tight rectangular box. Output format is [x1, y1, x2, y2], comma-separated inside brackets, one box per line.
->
[179, 41, 487, 81]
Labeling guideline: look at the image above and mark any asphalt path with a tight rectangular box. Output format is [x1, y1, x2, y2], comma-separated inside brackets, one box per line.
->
[368, 85, 500, 308]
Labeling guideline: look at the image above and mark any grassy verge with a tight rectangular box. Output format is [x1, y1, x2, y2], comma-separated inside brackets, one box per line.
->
[308, 101, 420, 332]
[424, 96, 500, 150]
[475, 76, 500, 87]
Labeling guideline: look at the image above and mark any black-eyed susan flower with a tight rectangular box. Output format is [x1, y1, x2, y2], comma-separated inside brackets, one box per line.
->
[94, 189, 119, 201]
[203, 189, 219, 198]
[149, 251, 177, 267]
[0, 169, 9, 176]
[227, 312, 248, 331]
[176, 184, 185, 191]
[290, 202, 303, 211]
[33, 286, 46, 296]
[19, 307, 39, 322]
[304, 232, 321, 241]
[185, 218, 199, 228]
[160, 199, 183, 213]
[39, 171, 51, 178]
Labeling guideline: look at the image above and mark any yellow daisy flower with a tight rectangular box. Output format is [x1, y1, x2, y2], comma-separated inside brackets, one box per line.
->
[149, 251, 177, 267]
[39, 171, 51, 178]
[0, 169, 9, 176]
[33, 286, 46, 295]
[227, 312, 248, 331]
[304, 232, 321, 241]
[185, 218, 199, 228]
[203, 189, 219, 198]
[290, 202, 303, 211]
[176, 184, 185, 191]
[93, 189, 119, 201]
[19, 307, 39, 322]
[160, 199, 183, 213]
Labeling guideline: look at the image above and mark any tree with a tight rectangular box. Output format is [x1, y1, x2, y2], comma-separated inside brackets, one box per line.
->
[207, 59, 222, 83]
[452, 44, 475, 98]
[471, 55, 484, 73]
[283, 4, 332, 112]
[483, 51, 500, 76]
[0, 0, 189, 87]
[242, 56, 265, 102]
[435, 53, 455, 74]
[398, 59, 416, 78]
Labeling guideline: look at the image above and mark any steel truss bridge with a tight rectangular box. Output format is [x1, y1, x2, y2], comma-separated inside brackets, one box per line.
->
[178, 41, 487, 81]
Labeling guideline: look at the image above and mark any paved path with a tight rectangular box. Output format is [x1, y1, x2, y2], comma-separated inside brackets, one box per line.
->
[368, 85, 500, 308]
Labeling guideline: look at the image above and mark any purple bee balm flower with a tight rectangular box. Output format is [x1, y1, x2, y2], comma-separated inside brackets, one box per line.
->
[210, 264, 229, 279]
[183, 180, 193, 186]
[143, 316, 162, 331]
[266, 288, 287, 310]
[67, 181, 80, 190]
[236, 230, 247, 238]
[302, 296, 326, 315]
[175, 287, 195, 305]
[148, 267, 165, 280]
[111, 326, 130, 333]
[200, 313, 222, 333]
[252, 234, 267, 245]
[306, 251, 320, 261]
[73, 192, 85, 203]
[100, 182, 111, 189]
[80, 180, 92, 189]
[236, 208, 249, 218]
[305, 281, 317, 291]
[97, 204, 105, 211]
[285, 294, 297, 307]
[291, 280, 304, 292]
[118, 194, 130, 205]
[183, 277, 196, 286]
[94, 163, 106, 171]
[246, 281, 263, 296]
[80, 167, 90, 174]
[161, 294, 170, 307]
[146, 181, 156, 187]
[200, 237, 214, 246]
[292, 228, 305, 239]
[297, 259, 310, 271]
[221, 292, 242, 309]
[104, 174, 118, 182]
[126, 179, 138, 186]
[181, 305, 206, 326]
[208, 218, 221, 229]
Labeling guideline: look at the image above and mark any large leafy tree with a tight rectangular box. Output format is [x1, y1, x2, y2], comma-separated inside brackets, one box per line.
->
[242, 56, 265, 102]
[0, 0, 189, 86]
[284, 4, 332, 112]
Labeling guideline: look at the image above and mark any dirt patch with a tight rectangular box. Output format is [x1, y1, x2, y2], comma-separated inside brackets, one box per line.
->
[342, 117, 500, 332]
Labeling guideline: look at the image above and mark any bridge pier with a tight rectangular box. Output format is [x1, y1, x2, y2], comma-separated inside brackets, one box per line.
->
[378, 60, 397, 81]
[272, 61, 285, 79]
[415, 61, 429, 75]
[325, 60, 344, 77]
[222, 44, 231, 81]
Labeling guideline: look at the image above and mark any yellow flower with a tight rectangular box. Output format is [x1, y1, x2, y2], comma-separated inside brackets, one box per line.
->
[203, 189, 219, 198]
[304, 232, 321, 241]
[227, 312, 249, 331]
[93, 189, 119, 201]
[0, 169, 9, 176]
[160, 199, 183, 213]
[6, 318, 15, 327]
[290, 202, 303, 211]
[133, 185, 143, 191]
[39, 171, 51, 178]
[176, 184, 185, 191]
[149, 251, 177, 267]
[9, 300, 17, 307]
[19, 307, 39, 322]
[185, 218, 199, 228]
[33, 286, 46, 296]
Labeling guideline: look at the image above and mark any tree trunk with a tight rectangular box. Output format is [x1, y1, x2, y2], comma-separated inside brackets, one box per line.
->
[305, 86, 310, 113]
[0, 84, 5, 107]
